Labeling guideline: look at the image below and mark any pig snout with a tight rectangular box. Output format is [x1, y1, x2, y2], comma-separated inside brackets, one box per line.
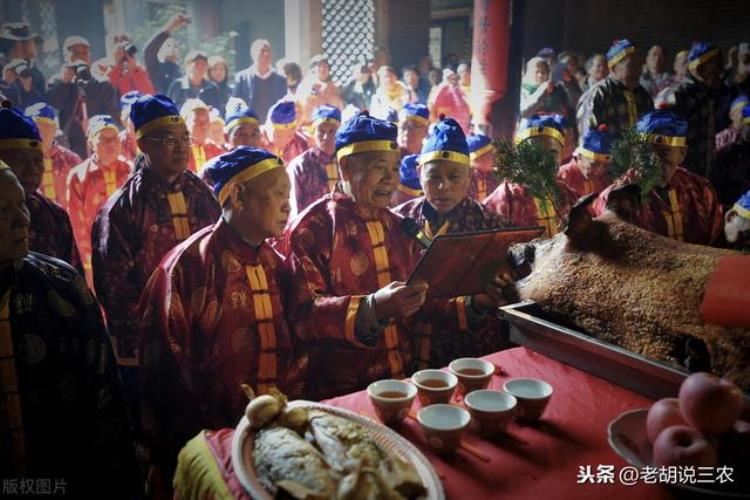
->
[508, 243, 535, 269]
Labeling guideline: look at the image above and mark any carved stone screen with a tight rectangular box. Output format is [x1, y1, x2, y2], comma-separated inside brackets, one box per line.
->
[321, 0, 375, 86]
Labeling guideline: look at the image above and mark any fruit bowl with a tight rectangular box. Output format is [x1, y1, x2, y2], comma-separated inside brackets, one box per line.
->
[607, 409, 749, 498]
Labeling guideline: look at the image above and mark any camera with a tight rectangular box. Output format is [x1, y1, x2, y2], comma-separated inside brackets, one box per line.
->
[73, 64, 92, 84]
[123, 42, 137, 58]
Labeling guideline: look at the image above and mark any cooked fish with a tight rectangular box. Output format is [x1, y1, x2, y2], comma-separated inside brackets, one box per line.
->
[254, 425, 339, 499]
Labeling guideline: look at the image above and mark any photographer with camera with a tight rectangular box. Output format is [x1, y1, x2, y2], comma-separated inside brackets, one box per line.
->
[47, 36, 119, 158]
[106, 32, 155, 96]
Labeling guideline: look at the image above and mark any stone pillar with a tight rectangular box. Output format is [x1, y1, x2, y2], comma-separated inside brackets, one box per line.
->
[284, 0, 322, 68]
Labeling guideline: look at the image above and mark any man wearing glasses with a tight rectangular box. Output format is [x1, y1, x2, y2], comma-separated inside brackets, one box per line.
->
[91, 94, 220, 429]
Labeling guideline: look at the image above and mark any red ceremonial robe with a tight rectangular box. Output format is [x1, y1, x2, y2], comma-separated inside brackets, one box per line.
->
[261, 130, 310, 165]
[67, 155, 132, 279]
[92, 166, 220, 366]
[285, 191, 467, 399]
[287, 146, 338, 219]
[556, 159, 610, 202]
[188, 141, 225, 174]
[393, 196, 511, 368]
[138, 219, 306, 478]
[467, 169, 500, 203]
[42, 142, 81, 209]
[483, 181, 570, 237]
[27, 191, 83, 273]
[593, 167, 724, 246]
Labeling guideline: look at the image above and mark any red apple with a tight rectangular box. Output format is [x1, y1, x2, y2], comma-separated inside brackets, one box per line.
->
[652, 425, 718, 467]
[678, 372, 743, 434]
[647, 397, 688, 443]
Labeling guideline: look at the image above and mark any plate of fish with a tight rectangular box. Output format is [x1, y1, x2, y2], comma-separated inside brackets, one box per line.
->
[231, 393, 444, 499]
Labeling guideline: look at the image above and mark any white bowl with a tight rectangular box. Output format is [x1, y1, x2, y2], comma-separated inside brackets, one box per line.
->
[417, 404, 471, 431]
[465, 390, 517, 413]
[503, 378, 553, 399]
[367, 379, 417, 403]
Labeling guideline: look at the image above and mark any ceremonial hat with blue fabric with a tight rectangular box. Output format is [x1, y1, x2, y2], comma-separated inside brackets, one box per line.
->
[399, 103, 429, 126]
[635, 109, 688, 147]
[204, 146, 285, 206]
[130, 94, 184, 139]
[688, 41, 720, 71]
[399, 154, 422, 195]
[225, 105, 259, 133]
[467, 134, 494, 161]
[384, 107, 399, 124]
[335, 111, 398, 161]
[731, 95, 749, 115]
[120, 91, 142, 114]
[419, 116, 470, 166]
[606, 39, 636, 69]
[516, 114, 565, 146]
[734, 190, 750, 221]
[0, 100, 43, 151]
[312, 105, 341, 129]
[268, 100, 297, 129]
[87, 114, 119, 137]
[578, 124, 613, 162]
[24, 102, 57, 127]
[741, 103, 750, 125]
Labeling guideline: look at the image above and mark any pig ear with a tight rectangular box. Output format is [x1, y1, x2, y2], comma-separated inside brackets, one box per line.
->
[564, 193, 601, 249]
[606, 184, 641, 223]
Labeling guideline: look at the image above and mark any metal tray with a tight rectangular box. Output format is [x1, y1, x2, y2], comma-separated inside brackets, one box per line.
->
[499, 301, 750, 416]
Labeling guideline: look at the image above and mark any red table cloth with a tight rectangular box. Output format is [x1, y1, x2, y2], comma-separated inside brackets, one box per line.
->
[175, 347, 676, 499]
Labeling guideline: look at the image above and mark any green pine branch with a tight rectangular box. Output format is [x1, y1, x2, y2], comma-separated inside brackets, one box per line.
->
[609, 129, 664, 201]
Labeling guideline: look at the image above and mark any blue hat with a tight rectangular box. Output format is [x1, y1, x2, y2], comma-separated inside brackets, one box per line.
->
[311, 105, 341, 128]
[399, 103, 429, 126]
[731, 95, 749, 115]
[268, 100, 297, 129]
[120, 91, 142, 113]
[335, 111, 398, 161]
[0, 100, 43, 151]
[384, 107, 399, 124]
[743, 104, 750, 125]
[578, 124, 613, 162]
[204, 146, 284, 206]
[734, 190, 750, 221]
[224, 105, 259, 133]
[537, 47, 555, 59]
[419, 116, 469, 166]
[688, 41, 720, 71]
[516, 114, 565, 146]
[87, 115, 119, 137]
[399, 154, 422, 193]
[25, 102, 57, 126]
[130, 94, 184, 138]
[467, 134, 494, 161]
[606, 39, 636, 68]
[635, 109, 688, 147]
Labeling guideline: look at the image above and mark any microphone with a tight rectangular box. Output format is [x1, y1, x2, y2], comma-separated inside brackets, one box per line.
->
[399, 217, 432, 249]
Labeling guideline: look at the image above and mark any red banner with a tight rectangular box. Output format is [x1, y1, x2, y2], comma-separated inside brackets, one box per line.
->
[470, 0, 511, 126]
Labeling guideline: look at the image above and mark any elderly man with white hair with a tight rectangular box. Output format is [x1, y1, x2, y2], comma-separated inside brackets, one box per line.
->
[233, 38, 288, 122]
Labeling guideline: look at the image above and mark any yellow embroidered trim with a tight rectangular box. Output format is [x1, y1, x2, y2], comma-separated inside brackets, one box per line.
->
[403, 114, 428, 127]
[41, 158, 55, 199]
[515, 126, 564, 146]
[423, 220, 449, 240]
[643, 134, 687, 147]
[734, 202, 750, 220]
[217, 158, 285, 206]
[687, 48, 720, 70]
[662, 189, 684, 241]
[469, 143, 494, 161]
[103, 169, 118, 196]
[312, 117, 341, 129]
[191, 144, 206, 173]
[578, 148, 612, 163]
[224, 116, 259, 133]
[246, 265, 278, 390]
[272, 121, 297, 130]
[167, 191, 192, 241]
[135, 115, 185, 138]
[0, 138, 44, 151]
[336, 140, 398, 161]
[608, 45, 635, 68]
[345, 295, 364, 344]
[476, 178, 487, 202]
[324, 163, 339, 191]
[533, 197, 558, 237]
[419, 150, 470, 167]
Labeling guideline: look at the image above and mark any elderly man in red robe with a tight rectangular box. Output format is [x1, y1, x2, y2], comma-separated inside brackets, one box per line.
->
[285, 112, 432, 400]
[594, 109, 723, 245]
[0, 162, 137, 497]
[67, 115, 132, 281]
[92, 94, 220, 422]
[557, 124, 613, 202]
[394, 117, 513, 367]
[261, 100, 309, 164]
[466, 134, 500, 203]
[0, 101, 82, 272]
[182, 98, 224, 174]
[287, 104, 340, 218]
[139, 146, 306, 487]
[25, 102, 82, 210]
[484, 114, 570, 237]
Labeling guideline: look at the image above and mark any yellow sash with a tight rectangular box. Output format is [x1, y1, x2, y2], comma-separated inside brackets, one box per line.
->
[191, 144, 207, 173]
[662, 189, 684, 241]
[245, 265, 278, 394]
[41, 157, 55, 200]
[0, 291, 26, 474]
[324, 163, 338, 191]
[623, 90, 638, 128]
[533, 197, 558, 237]
[103, 169, 118, 196]
[476, 178, 487, 202]
[423, 220, 450, 240]
[365, 220, 404, 378]
[167, 191, 192, 241]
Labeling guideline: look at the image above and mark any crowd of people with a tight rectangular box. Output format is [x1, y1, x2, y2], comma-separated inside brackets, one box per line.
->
[2, 12, 750, 498]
